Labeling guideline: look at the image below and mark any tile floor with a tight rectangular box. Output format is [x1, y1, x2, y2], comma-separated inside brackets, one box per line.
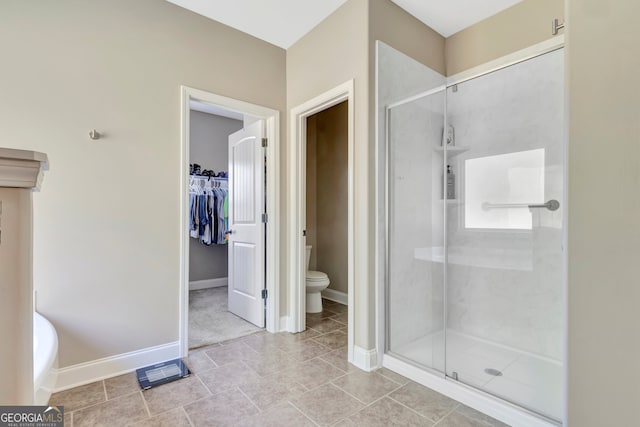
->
[50, 300, 509, 426]
[189, 287, 262, 349]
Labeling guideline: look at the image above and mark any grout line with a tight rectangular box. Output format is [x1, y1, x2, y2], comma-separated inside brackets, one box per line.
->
[329, 381, 370, 406]
[139, 390, 152, 418]
[193, 373, 215, 397]
[287, 399, 321, 427]
[182, 406, 196, 427]
[374, 370, 403, 386]
[432, 404, 461, 426]
[199, 348, 219, 368]
[102, 380, 108, 400]
[375, 369, 408, 386]
[236, 385, 262, 413]
[386, 394, 439, 423]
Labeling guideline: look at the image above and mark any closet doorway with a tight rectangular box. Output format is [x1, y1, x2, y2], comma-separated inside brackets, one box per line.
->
[179, 87, 280, 356]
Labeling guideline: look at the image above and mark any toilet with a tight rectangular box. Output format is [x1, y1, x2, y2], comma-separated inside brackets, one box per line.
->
[305, 245, 330, 313]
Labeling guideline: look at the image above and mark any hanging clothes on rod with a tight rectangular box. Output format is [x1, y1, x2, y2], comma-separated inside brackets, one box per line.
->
[189, 172, 229, 245]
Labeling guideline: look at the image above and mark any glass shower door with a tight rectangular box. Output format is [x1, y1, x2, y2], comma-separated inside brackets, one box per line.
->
[444, 49, 564, 421]
[386, 88, 446, 374]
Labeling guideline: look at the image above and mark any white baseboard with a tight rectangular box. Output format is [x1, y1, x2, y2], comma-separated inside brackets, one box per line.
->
[54, 341, 180, 392]
[352, 345, 378, 372]
[383, 355, 558, 427]
[189, 277, 227, 291]
[321, 288, 348, 305]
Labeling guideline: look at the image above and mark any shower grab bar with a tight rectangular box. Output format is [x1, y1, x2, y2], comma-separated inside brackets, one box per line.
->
[482, 199, 560, 211]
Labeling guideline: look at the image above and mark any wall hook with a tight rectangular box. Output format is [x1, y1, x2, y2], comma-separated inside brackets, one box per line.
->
[552, 18, 565, 36]
[89, 129, 101, 140]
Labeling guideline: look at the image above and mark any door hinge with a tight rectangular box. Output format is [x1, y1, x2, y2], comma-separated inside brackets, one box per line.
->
[261, 213, 268, 223]
[261, 289, 268, 299]
[261, 137, 268, 148]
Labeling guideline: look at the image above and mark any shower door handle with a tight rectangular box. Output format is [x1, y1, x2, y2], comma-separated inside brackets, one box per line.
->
[528, 200, 560, 211]
[483, 199, 560, 211]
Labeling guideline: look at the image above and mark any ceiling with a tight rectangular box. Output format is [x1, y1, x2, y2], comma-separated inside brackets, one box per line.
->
[166, 0, 523, 48]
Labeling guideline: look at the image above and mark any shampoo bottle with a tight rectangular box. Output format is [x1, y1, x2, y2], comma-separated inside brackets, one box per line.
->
[446, 165, 456, 199]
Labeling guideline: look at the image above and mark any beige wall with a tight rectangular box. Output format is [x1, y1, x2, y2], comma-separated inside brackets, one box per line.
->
[567, 1, 640, 425]
[445, 0, 564, 75]
[287, 0, 371, 347]
[370, 0, 446, 75]
[307, 102, 349, 294]
[0, 0, 286, 367]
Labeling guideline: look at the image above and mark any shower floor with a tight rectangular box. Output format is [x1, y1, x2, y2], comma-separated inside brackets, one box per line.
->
[393, 331, 562, 421]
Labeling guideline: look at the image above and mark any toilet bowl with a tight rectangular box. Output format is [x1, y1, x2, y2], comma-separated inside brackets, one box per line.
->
[305, 245, 330, 313]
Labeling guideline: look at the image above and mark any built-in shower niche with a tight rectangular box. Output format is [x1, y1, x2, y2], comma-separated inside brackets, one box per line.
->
[379, 40, 564, 423]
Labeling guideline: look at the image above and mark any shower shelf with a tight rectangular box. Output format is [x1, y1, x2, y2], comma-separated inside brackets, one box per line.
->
[433, 146, 469, 157]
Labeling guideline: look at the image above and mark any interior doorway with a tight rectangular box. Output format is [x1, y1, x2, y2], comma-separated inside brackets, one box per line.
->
[180, 87, 280, 357]
[289, 80, 355, 365]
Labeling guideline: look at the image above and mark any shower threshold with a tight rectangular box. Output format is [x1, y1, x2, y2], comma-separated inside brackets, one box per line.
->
[389, 330, 562, 424]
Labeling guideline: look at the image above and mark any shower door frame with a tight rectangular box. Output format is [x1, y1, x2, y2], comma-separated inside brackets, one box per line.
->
[375, 35, 567, 427]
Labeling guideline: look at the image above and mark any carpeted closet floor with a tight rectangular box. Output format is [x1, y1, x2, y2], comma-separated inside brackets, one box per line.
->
[188, 286, 262, 349]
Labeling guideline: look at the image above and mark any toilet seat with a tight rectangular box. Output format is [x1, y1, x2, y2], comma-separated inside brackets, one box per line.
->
[306, 270, 328, 281]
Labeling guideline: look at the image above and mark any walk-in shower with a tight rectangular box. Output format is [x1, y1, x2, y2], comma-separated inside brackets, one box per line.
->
[378, 41, 564, 425]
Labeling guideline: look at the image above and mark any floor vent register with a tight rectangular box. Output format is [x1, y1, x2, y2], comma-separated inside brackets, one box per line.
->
[136, 358, 191, 390]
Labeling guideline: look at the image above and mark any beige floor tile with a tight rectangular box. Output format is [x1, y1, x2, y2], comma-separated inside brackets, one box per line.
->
[129, 407, 192, 427]
[307, 318, 344, 333]
[204, 341, 257, 366]
[64, 412, 72, 427]
[332, 370, 402, 404]
[242, 332, 288, 353]
[142, 375, 210, 415]
[291, 383, 364, 426]
[238, 377, 307, 410]
[319, 347, 359, 373]
[218, 330, 264, 346]
[389, 382, 459, 423]
[185, 348, 217, 373]
[183, 388, 259, 427]
[242, 347, 297, 376]
[196, 360, 262, 395]
[330, 312, 348, 324]
[325, 303, 348, 314]
[286, 339, 332, 362]
[349, 397, 433, 426]
[333, 419, 355, 426]
[306, 307, 338, 320]
[292, 328, 322, 341]
[49, 381, 105, 413]
[313, 330, 348, 349]
[104, 372, 139, 400]
[438, 405, 510, 427]
[375, 367, 411, 385]
[266, 358, 346, 390]
[73, 391, 148, 427]
[240, 402, 316, 427]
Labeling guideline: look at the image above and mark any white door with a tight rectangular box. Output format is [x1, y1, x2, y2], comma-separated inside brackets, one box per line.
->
[227, 120, 266, 327]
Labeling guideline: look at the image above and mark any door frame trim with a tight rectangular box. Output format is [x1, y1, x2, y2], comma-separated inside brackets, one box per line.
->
[288, 80, 355, 364]
[179, 86, 280, 357]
